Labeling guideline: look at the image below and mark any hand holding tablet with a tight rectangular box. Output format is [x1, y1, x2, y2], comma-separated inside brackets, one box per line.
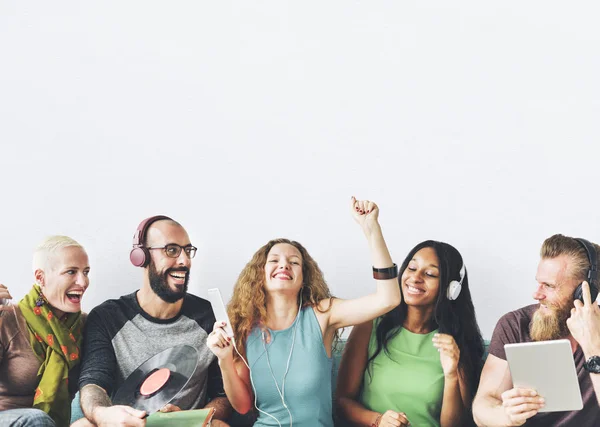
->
[499, 387, 545, 425]
[504, 339, 583, 415]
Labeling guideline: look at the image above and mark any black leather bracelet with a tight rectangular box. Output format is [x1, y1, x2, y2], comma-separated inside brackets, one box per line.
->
[372, 263, 398, 280]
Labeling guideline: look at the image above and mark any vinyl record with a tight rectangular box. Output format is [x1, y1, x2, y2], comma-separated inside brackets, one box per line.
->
[112, 344, 199, 414]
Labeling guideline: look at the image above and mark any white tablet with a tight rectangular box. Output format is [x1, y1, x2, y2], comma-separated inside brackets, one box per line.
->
[505, 339, 583, 412]
[206, 288, 234, 338]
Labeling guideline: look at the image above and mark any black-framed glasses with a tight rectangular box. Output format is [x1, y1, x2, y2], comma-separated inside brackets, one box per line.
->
[147, 244, 197, 259]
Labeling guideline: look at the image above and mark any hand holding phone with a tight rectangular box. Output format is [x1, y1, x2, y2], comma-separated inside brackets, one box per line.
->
[206, 288, 234, 337]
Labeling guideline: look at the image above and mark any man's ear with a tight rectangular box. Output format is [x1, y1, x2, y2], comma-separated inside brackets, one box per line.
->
[34, 269, 45, 287]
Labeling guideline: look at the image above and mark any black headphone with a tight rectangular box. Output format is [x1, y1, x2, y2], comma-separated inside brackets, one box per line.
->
[573, 238, 599, 303]
[129, 215, 173, 267]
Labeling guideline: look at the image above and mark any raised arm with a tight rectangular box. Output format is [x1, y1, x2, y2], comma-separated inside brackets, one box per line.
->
[326, 198, 401, 331]
[567, 281, 600, 404]
[336, 321, 409, 427]
[207, 322, 253, 415]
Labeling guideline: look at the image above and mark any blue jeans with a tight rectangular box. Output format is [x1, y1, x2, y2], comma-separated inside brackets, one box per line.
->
[0, 408, 56, 427]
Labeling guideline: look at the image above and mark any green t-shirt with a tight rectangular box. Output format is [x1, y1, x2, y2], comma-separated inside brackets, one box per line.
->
[359, 320, 445, 427]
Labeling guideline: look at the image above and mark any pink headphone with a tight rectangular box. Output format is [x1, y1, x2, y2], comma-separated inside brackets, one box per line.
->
[129, 215, 173, 267]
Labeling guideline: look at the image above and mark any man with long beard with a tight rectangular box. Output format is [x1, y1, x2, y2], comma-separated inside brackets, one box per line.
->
[78, 216, 231, 426]
[473, 234, 600, 426]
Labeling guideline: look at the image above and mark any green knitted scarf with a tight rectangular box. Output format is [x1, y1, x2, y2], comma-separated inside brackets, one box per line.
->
[18, 284, 83, 427]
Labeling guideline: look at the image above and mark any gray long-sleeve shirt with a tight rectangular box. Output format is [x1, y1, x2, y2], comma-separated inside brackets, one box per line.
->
[78, 291, 224, 409]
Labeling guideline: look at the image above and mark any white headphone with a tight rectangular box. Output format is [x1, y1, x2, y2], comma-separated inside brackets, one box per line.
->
[446, 263, 465, 301]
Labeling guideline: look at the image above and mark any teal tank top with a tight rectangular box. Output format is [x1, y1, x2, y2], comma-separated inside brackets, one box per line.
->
[360, 319, 445, 426]
[246, 306, 333, 427]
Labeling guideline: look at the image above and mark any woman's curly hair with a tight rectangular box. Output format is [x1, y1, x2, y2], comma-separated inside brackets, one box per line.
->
[228, 238, 336, 359]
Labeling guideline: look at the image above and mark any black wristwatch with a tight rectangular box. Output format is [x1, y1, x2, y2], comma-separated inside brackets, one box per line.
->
[584, 356, 600, 374]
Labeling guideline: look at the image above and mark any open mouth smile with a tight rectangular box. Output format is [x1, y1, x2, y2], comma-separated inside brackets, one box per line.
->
[65, 289, 84, 303]
[405, 284, 426, 295]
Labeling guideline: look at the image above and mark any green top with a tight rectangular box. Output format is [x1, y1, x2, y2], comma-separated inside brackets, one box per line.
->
[360, 320, 445, 427]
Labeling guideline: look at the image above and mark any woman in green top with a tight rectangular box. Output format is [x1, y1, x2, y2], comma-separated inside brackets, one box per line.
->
[336, 241, 484, 427]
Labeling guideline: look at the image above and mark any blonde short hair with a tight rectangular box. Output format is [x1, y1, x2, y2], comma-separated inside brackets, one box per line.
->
[32, 235, 85, 274]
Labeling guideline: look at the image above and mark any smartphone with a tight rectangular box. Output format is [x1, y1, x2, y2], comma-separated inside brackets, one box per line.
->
[206, 288, 234, 338]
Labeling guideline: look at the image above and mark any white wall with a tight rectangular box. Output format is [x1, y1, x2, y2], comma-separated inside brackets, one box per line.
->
[1, 1, 598, 338]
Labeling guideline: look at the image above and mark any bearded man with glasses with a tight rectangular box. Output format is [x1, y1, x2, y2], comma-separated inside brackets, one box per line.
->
[78, 216, 232, 427]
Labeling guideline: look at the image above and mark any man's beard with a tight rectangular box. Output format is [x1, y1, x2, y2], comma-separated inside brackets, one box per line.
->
[148, 260, 189, 303]
[530, 299, 572, 341]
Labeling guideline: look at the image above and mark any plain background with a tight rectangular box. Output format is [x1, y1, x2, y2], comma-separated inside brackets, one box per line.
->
[1, 1, 598, 338]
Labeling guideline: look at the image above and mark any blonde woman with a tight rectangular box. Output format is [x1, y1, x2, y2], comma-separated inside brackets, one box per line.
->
[0, 236, 92, 427]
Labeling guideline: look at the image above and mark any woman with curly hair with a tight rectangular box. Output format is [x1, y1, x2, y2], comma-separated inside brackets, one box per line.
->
[336, 241, 485, 427]
[207, 197, 401, 427]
